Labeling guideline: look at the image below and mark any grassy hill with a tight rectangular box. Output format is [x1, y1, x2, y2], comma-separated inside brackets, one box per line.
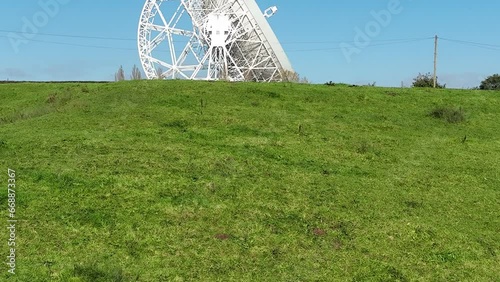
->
[0, 81, 498, 281]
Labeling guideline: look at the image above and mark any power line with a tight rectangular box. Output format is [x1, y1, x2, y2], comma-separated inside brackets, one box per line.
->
[2, 28, 500, 55]
[0, 34, 137, 51]
[0, 28, 437, 46]
[0, 30, 433, 53]
[5, 27, 499, 52]
[0, 29, 137, 42]
[441, 37, 500, 48]
[281, 37, 434, 45]
[440, 37, 500, 51]
[287, 37, 433, 52]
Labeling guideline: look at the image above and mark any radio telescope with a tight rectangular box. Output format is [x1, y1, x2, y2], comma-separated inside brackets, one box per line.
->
[137, 0, 293, 82]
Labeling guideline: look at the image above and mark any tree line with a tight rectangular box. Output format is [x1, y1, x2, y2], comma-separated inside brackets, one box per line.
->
[114, 65, 142, 81]
[411, 72, 499, 90]
[115, 65, 499, 90]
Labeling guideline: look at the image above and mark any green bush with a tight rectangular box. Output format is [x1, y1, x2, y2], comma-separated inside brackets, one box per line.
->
[429, 106, 466, 123]
[413, 72, 445, 88]
[479, 74, 500, 90]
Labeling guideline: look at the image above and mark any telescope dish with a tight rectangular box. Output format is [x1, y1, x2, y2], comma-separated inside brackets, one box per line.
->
[137, 0, 293, 81]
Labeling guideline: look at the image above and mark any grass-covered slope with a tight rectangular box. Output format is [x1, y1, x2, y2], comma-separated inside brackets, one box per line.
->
[0, 81, 499, 281]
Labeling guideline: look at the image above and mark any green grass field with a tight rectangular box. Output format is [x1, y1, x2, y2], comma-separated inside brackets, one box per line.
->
[0, 81, 498, 281]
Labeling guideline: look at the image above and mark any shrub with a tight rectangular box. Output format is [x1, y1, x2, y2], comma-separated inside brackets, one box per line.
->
[46, 93, 57, 104]
[413, 72, 445, 88]
[479, 74, 500, 90]
[429, 106, 466, 123]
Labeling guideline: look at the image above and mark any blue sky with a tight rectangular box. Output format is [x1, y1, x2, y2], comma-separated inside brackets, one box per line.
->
[0, 0, 499, 88]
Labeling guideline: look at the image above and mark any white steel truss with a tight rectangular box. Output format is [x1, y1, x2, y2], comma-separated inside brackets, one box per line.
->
[137, 0, 293, 82]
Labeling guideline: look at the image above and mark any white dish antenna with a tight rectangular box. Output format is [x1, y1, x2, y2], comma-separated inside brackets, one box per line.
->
[137, 0, 293, 82]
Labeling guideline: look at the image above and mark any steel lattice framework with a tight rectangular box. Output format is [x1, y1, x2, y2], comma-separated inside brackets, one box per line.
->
[138, 0, 293, 81]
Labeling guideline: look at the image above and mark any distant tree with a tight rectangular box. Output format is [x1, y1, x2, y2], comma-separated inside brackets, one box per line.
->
[131, 65, 142, 80]
[280, 69, 299, 82]
[412, 72, 445, 88]
[115, 65, 125, 81]
[299, 76, 310, 84]
[479, 74, 500, 90]
[156, 67, 165, 79]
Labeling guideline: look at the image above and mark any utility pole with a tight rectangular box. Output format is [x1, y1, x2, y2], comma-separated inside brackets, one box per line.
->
[433, 35, 438, 88]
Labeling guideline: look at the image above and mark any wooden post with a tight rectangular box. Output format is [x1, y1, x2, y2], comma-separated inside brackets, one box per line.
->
[433, 35, 438, 88]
